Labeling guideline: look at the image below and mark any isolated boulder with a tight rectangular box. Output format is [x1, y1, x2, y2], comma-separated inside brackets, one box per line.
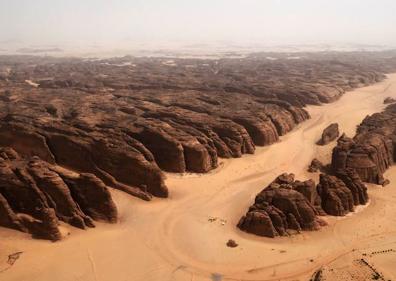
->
[0, 54, 388, 201]
[317, 123, 340, 145]
[335, 168, 369, 205]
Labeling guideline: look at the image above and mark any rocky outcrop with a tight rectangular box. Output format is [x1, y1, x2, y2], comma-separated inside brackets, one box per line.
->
[316, 174, 355, 216]
[335, 168, 369, 205]
[226, 239, 238, 248]
[0, 53, 394, 200]
[292, 179, 326, 215]
[331, 104, 396, 185]
[384, 97, 396, 104]
[239, 170, 369, 237]
[238, 174, 326, 237]
[0, 120, 168, 199]
[308, 158, 324, 173]
[317, 123, 339, 145]
[0, 148, 117, 240]
[317, 170, 369, 216]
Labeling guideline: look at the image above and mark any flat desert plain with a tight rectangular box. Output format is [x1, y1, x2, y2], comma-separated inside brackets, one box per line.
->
[1, 74, 396, 281]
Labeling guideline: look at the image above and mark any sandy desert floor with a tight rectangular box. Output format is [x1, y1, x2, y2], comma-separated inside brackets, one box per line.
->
[1, 74, 396, 281]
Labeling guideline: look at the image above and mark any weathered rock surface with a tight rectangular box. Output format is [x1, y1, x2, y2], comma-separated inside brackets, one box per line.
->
[317, 123, 340, 145]
[239, 170, 369, 237]
[238, 173, 326, 237]
[0, 52, 395, 201]
[317, 170, 369, 216]
[335, 168, 369, 205]
[0, 52, 393, 239]
[332, 103, 396, 185]
[0, 148, 117, 240]
[317, 174, 355, 216]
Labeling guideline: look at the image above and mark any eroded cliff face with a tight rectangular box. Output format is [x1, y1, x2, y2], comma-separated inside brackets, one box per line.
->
[0, 148, 117, 240]
[0, 53, 392, 201]
[332, 104, 396, 185]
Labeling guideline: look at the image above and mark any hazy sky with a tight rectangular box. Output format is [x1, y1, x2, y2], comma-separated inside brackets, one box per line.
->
[1, 0, 396, 48]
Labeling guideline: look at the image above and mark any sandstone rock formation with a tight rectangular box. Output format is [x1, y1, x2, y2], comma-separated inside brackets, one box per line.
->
[335, 168, 369, 205]
[0, 52, 393, 239]
[332, 103, 396, 185]
[239, 170, 369, 237]
[317, 123, 340, 145]
[308, 158, 324, 173]
[0, 148, 117, 240]
[238, 173, 326, 237]
[317, 174, 355, 216]
[0, 53, 393, 201]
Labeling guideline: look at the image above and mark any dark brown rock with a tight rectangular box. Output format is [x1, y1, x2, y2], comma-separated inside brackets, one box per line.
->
[331, 104, 396, 185]
[0, 193, 25, 232]
[0, 120, 168, 199]
[0, 148, 117, 240]
[226, 239, 238, 248]
[239, 169, 370, 237]
[335, 168, 369, 205]
[238, 210, 278, 238]
[308, 158, 324, 173]
[292, 179, 325, 215]
[316, 174, 354, 216]
[317, 123, 339, 145]
[384, 97, 396, 104]
[0, 53, 392, 200]
[238, 174, 325, 237]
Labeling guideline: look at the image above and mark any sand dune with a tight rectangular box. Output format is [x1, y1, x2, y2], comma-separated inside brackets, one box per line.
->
[1, 74, 396, 281]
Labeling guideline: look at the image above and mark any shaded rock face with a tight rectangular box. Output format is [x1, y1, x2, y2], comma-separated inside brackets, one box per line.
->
[335, 168, 369, 205]
[0, 148, 117, 240]
[238, 174, 326, 237]
[0, 121, 168, 199]
[332, 104, 396, 185]
[317, 174, 355, 216]
[317, 123, 339, 145]
[0, 53, 392, 199]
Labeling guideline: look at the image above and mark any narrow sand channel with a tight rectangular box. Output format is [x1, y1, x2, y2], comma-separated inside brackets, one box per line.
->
[1, 74, 396, 281]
